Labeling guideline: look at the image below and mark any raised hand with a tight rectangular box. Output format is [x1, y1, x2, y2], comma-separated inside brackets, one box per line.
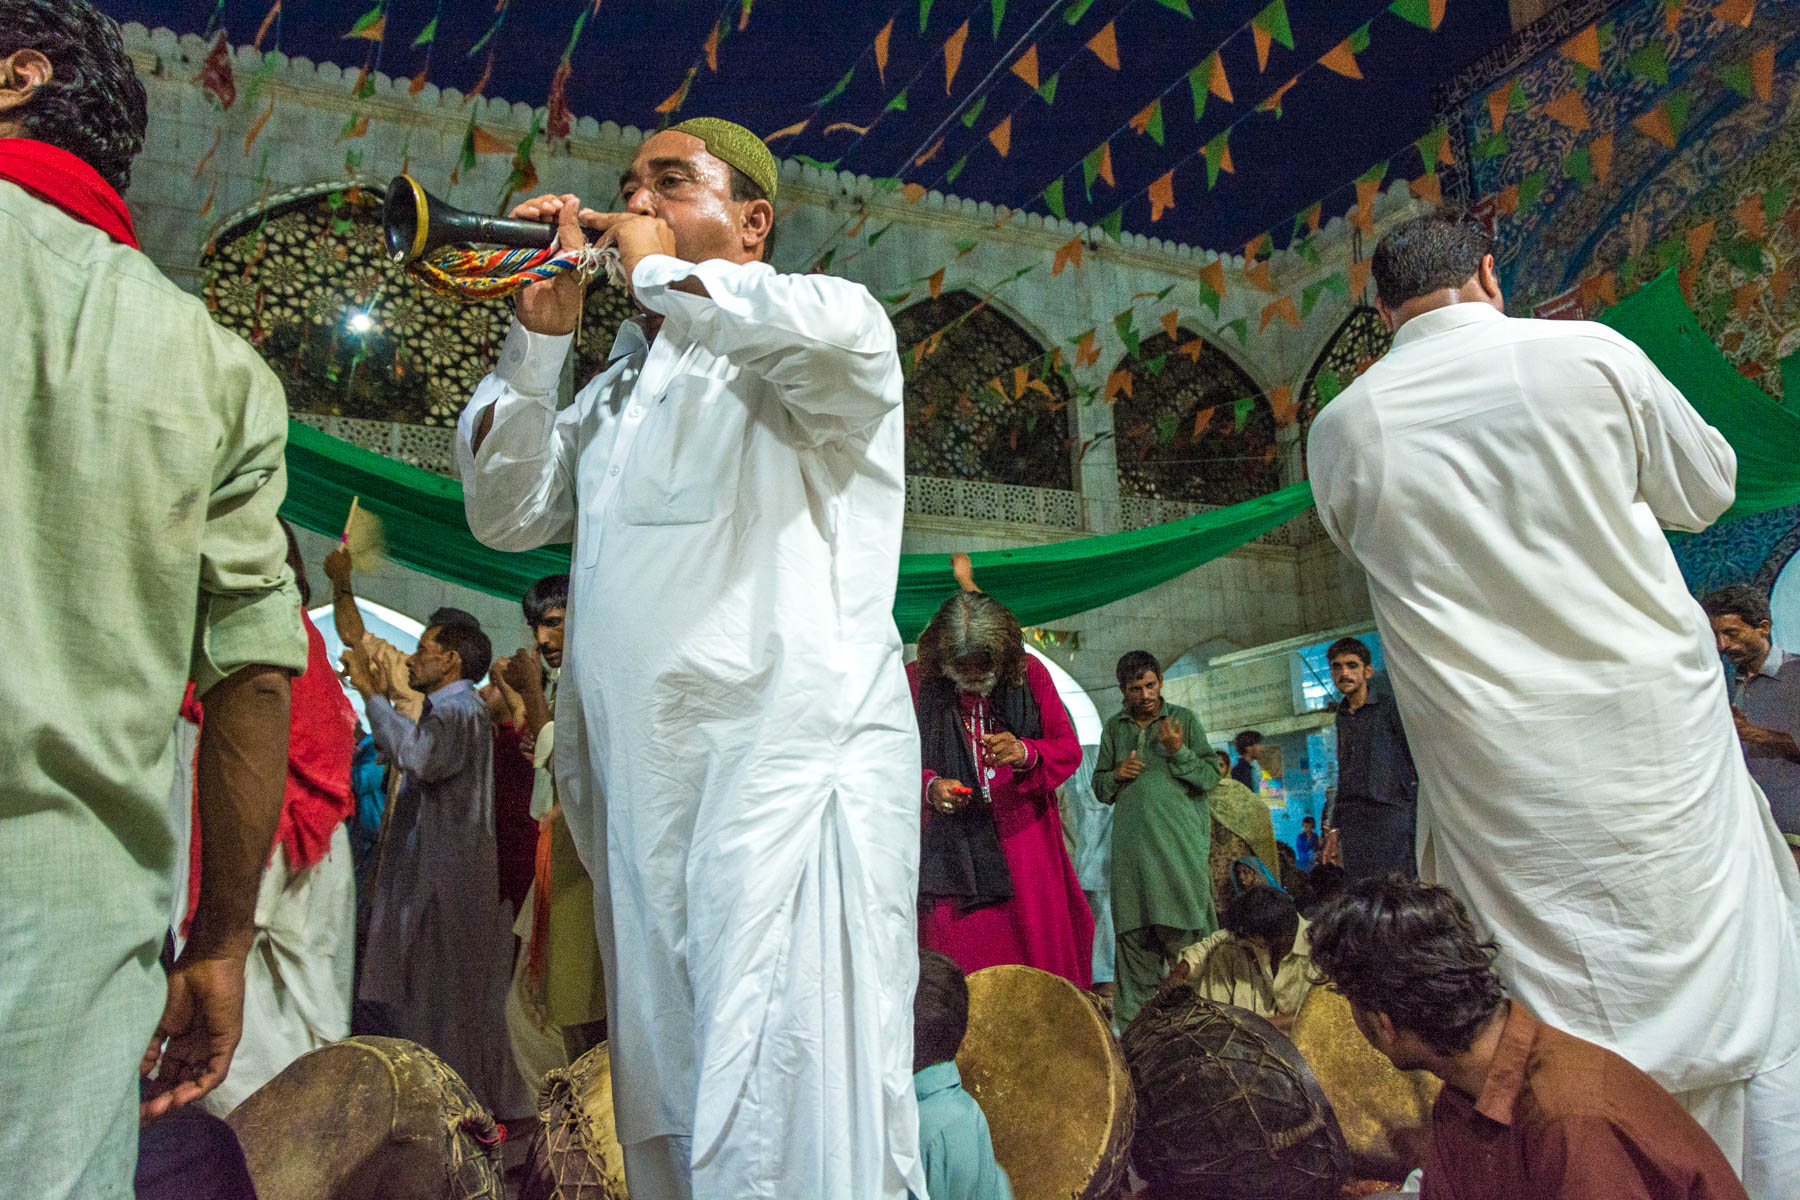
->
[1113, 750, 1144, 784]
[323, 544, 353, 593]
[981, 730, 1029, 768]
[1156, 716, 1184, 754]
[510, 193, 590, 336]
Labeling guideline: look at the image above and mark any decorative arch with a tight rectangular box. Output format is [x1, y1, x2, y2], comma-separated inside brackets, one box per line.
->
[1112, 329, 1274, 505]
[1298, 306, 1392, 431]
[201, 181, 634, 426]
[891, 290, 1074, 490]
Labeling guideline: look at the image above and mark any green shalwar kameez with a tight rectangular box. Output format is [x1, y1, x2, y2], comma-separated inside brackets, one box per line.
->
[1092, 703, 1221, 1024]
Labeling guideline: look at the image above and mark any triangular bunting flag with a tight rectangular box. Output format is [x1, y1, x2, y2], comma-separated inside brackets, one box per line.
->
[1711, 0, 1754, 26]
[1130, 98, 1165, 145]
[945, 20, 970, 93]
[1204, 130, 1233, 187]
[1269, 385, 1297, 425]
[1243, 258, 1274, 292]
[1517, 169, 1548, 211]
[920, 0, 934, 31]
[1416, 124, 1450, 169]
[962, 96, 987, 126]
[1082, 142, 1114, 198]
[1207, 51, 1233, 103]
[1252, 0, 1295, 72]
[1686, 218, 1716, 264]
[1148, 170, 1176, 221]
[1104, 369, 1134, 403]
[1750, 45, 1775, 101]
[928, 268, 946, 299]
[1410, 172, 1442, 205]
[1233, 396, 1255, 430]
[1087, 21, 1119, 69]
[344, 6, 385, 40]
[1097, 208, 1124, 240]
[704, 21, 722, 71]
[1188, 62, 1212, 121]
[656, 66, 697, 114]
[874, 19, 894, 84]
[1625, 43, 1669, 86]
[1074, 328, 1101, 367]
[987, 116, 1012, 155]
[1543, 90, 1590, 131]
[1388, 0, 1446, 30]
[1192, 406, 1215, 437]
[1012, 44, 1040, 90]
[1733, 193, 1765, 240]
[1348, 256, 1372, 298]
[1245, 231, 1271, 260]
[814, 66, 855, 107]
[1320, 38, 1363, 80]
[1563, 145, 1593, 186]
[1160, 310, 1181, 341]
[412, 14, 436, 47]
[1488, 84, 1511, 133]
[1300, 201, 1322, 234]
[1259, 75, 1299, 115]
[764, 119, 809, 142]
[992, 0, 1008, 37]
[946, 156, 969, 184]
[914, 137, 943, 164]
[1038, 73, 1060, 104]
[1052, 236, 1083, 276]
[1044, 179, 1066, 220]
[1633, 102, 1676, 149]
[1261, 296, 1300, 331]
[1495, 183, 1520, 215]
[1560, 25, 1601, 72]
[1152, 0, 1194, 14]
[1590, 131, 1613, 182]
[1199, 260, 1227, 301]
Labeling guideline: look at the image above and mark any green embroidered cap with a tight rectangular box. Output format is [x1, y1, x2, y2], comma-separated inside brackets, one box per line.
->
[668, 117, 779, 201]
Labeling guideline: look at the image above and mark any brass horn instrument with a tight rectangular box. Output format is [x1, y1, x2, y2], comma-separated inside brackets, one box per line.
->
[382, 173, 572, 264]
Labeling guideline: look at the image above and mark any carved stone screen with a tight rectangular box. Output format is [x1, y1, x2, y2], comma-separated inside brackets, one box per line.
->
[1112, 330, 1273, 505]
[1299, 306, 1392, 433]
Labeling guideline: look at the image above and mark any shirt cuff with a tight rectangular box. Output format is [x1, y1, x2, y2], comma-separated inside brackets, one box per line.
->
[191, 582, 309, 697]
[631, 254, 749, 316]
[493, 317, 571, 398]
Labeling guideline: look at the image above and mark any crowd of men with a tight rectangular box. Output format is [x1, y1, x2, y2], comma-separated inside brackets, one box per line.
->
[6, 3, 1800, 1199]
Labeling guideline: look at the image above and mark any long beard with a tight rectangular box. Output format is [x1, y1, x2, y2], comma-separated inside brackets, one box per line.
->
[948, 669, 998, 696]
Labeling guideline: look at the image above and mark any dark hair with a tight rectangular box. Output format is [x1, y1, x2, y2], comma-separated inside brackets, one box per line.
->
[428, 606, 482, 633]
[0, 0, 147, 193]
[1115, 649, 1161, 688]
[724, 165, 777, 263]
[1308, 876, 1505, 1056]
[1294, 863, 1346, 920]
[914, 949, 968, 1072]
[1301, 816, 1315, 826]
[1326, 637, 1371, 667]
[1371, 208, 1496, 309]
[1234, 730, 1263, 754]
[430, 622, 492, 683]
[916, 592, 1025, 690]
[523, 574, 570, 628]
[279, 518, 311, 608]
[1700, 584, 1770, 628]
[1223, 885, 1299, 955]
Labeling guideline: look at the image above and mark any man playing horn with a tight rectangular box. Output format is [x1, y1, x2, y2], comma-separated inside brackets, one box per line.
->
[458, 118, 924, 1200]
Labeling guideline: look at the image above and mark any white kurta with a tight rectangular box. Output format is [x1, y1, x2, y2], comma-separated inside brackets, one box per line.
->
[458, 255, 924, 1200]
[1307, 304, 1800, 1103]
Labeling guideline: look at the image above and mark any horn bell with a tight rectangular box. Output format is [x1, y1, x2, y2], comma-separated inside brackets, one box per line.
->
[382, 174, 565, 265]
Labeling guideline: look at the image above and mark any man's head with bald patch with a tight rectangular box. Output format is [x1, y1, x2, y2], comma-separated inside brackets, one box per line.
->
[618, 127, 775, 266]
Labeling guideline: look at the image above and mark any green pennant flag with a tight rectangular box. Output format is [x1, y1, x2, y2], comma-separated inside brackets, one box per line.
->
[1667, 89, 1693, 140]
[1359, 161, 1389, 185]
[946, 155, 969, 185]
[1767, 185, 1791, 227]
[1044, 179, 1066, 221]
[1082, 144, 1107, 199]
[1204, 130, 1231, 188]
[1322, 272, 1349, 299]
[561, 10, 590, 60]
[1508, 78, 1527, 110]
[1153, 282, 1177, 301]
[1416, 123, 1448, 170]
[794, 155, 841, 171]
[1720, 61, 1754, 99]
[920, 0, 934, 32]
[411, 15, 437, 47]
[962, 96, 988, 127]
[872, 177, 905, 192]
[1347, 21, 1372, 53]
[1144, 354, 1169, 378]
[457, 117, 477, 173]
[1197, 278, 1222, 316]
[1064, 0, 1096, 23]
[1474, 131, 1508, 160]
[1038, 73, 1059, 104]
[1294, 237, 1321, 266]
[346, 5, 384, 38]
[1153, 0, 1194, 15]
[1255, 0, 1294, 47]
[1722, 236, 1767, 274]
[1226, 316, 1249, 345]
[242, 52, 280, 107]
[1654, 235, 1684, 269]
[818, 248, 837, 272]
[992, 0, 1007, 36]
[1155, 409, 1179, 444]
[867, 220, 895, 245]
[1387, 0, 1436, 28]
[1517, 169, 1548, 212]
[1625, 43, 1669, 86]
[1138, 97, 1165, 145]
[1188, 61, 1212, 123]
[468, 14, 504, 56]
[955, 238, 979, 255]
[815, 66, 855, 107]
[886, 88, 909, 112]
[1563, 144, 1593, 186]
[881, 289, 912, 305]
[1098, 207, 1123, 241]
[1301, 280, 1325, 319]
[1314, 369, 1343, 404]
[1233, 396, 1255, 430]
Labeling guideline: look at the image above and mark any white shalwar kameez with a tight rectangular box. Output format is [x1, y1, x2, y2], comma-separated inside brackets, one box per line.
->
[458, 254, 925, 1200]
[1307, 302, 1800, 1193]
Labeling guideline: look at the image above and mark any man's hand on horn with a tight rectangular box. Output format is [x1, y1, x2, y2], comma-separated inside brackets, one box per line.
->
[578, 210, 679, 298]
[509, 193, 589, 337]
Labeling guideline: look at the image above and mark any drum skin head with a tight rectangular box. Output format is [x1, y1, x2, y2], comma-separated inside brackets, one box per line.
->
[522, 1041, 627, 1200]
[227, 1036, 503, 1200]
[958, 964, 1136, 1200]
[1289, 988, 1440, 1182]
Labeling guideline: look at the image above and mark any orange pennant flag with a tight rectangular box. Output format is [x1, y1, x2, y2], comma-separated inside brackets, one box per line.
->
[1687, 219, 1716, 264]
[470, 124, 512, 154]
[1677, 263, 1699, 303]
[1259, 75, 1299, 113]
[1260, 296, 1300, 331]
[1160, 310, 1181, 341]
[1104, 368, 1134, 403]
[341, 113, 369, 140]
[1410, 172, 1442, 205]
[1178, 338, 1206, 362]
[1732, 280, 1760, 317]
[945, 20, 970, 93]
[1348, 256, 1372, 298]
[900, 182, 928, 203]
[1578, 271, 1618, 308]
[987, 116, 1012, 156]
[1561, 26, 1601, 71]
[192, 128, 222, 180]
[1095, 141, 1115, 187]
[1750, 45, 1774, 101]
[1199, 259, 1227, 300]
[874, 18, 894, 84]
[1543, 90, 1590, 131]
[1353, 176, 1381, 234]
[1268, 385, 1297, 425]
[1243, 257, 1275, 292]
[1488, 84, 1512, 134]
[1012, 364, 1030, 398]
[253, 0, 282, 51]
[199, 180, 217, 217]
[1130, 99, 1159, 135]
[1052, 237, 1084, 276]
[764, 119, 810, 142]
[1012, 44, 1040, 91]
[245, 100, 275, 153]
[1712, 0, 1754, 26]
[845, 212, 869, 239]
[704, 22, 721, 71]
[1209, 52, 1233, 103]
[824, 121, 871, 135]
[1769, 261, 1795, 306]
[1590, 131, 1614, 182]
[1495, 183, 1520, 214]
[1148, 170, 1176, 221]
[1192, 405, 1215, 437]
[1304, 200, 1322, 232]
[1075, 328, 1101, 367]
[1320, 39, 1362, 80]
[915, 137, 945, 165]
[1734, 193, 1765, 240]
[409, 61, 429, 94]
[1253, 24, 1273, 72]
[345, 15, 386, 41]
[1086, 20, 1119, 70]
[655, 67, 696, 114]
[1633, 103, 1676, 149]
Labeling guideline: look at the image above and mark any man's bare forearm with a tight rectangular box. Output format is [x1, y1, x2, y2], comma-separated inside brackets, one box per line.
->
[187, 665, 290, 959]
[332, 587, 366, 648]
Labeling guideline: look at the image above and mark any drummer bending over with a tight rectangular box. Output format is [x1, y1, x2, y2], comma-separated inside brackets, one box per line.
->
[914, 951, 1014, 1200]
[1309, 877, 1747, 1200]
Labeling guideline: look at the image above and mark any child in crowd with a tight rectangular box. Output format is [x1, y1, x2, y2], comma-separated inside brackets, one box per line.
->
[1172, 886, 1310, 1031]
[913, 950, 1014, 1200]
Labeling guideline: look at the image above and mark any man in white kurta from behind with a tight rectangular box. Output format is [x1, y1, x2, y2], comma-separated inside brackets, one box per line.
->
[1306, 209, 1800, 1192]
[456, 118, 924, 1200]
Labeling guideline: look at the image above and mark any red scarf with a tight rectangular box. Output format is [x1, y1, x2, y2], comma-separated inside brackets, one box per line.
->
[0, 137, 138, 248]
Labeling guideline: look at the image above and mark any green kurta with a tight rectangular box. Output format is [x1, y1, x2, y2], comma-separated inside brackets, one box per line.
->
[1092, 703, 1222, 936]
[0, 180, 306, 1200]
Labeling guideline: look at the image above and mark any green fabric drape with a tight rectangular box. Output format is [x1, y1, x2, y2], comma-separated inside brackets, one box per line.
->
[280, 268, 1797, 629]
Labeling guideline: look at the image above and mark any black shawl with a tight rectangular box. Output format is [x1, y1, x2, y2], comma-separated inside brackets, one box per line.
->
[917, 672, 1042, 914]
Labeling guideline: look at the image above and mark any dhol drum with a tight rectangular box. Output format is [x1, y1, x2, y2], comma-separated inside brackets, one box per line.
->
[958, 964, 1135, 1200]
[520, 1041, 627, 1200]
[226, 1036, 503, 1200]
[1123, 988, 1349, 1200]
[1289, 986, 1439, 1182]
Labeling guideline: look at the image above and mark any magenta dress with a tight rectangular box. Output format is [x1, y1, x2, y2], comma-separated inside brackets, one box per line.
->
[911, 656, 1095, 988]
